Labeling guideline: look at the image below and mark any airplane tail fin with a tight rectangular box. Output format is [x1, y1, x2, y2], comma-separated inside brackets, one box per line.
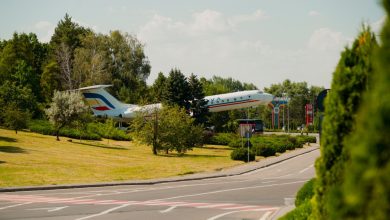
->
[77, 85, 127, 115]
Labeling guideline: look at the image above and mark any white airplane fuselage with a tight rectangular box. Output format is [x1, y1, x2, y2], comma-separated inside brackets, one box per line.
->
[205, 90, 273, 112]
[78, 85, 273, 120]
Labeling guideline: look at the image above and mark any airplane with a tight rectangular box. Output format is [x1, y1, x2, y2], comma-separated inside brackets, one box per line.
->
[78, 85, 274, 120]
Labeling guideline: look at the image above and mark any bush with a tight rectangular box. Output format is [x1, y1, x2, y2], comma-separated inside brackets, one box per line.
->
[279, 199, 312, 220]
[280, 178, 316, 220]
[228, 138, 242, 148]
[296, 178, 316, 206]
[28, 120, 102, 140]
[28, 119, 54, 135]
[230, 147, 255, 162]
[253, 143, 276, 157]
[60, 127, 101, 140]
[209, 133, 237, 145]
[88, 122, 132, 141]
[296, 135, 316, 145]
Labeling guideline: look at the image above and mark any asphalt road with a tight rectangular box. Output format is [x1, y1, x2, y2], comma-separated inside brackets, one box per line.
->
[0, 149, 319, 220]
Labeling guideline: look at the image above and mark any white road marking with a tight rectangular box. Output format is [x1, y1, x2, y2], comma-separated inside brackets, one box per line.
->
[284, 198, 295, 206]
[259, 211, 272, 220]
[207, 208, 276, 220]
[221, 205, 257, 210]
[155, 180, 307, 201]
[197, 203, 235, 209]
[75, 203, 131, 220]
[262, 181, 276, 184]
[207, 210, 242, 220]
[0, 202, 32, 210]
[299, 164, 314, 173]
[27, 206, 68, 212]
[159, 206, 177, 213]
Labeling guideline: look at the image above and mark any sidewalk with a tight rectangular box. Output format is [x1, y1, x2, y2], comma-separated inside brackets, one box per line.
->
[0, 144, 319, 192]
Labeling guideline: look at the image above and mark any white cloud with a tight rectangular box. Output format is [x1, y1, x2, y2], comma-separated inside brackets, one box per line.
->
[308, 10, 320, 17]
[32, 21, 55, 42]
[229, 9, 267, 26]
[190, 9, 230, 33]
[138, 10, 338, 89]
[307, 28, 348, 51]
[34, 21, 52, 30]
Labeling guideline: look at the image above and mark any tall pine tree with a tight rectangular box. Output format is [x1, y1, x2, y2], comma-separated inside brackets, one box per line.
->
[188, 73, 209, 125]
[163, 69, 191, 110]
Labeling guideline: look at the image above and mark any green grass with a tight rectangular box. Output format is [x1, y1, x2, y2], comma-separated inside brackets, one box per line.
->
[0, 128, 242, 187]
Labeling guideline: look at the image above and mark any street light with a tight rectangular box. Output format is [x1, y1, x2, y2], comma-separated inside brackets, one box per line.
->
[282, 93, 289, 133]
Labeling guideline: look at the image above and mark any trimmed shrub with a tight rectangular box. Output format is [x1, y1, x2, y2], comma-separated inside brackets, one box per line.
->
[230, 147, 255, 162]
[228, 138, 242, 148]
[210, 133, 237, 145]
[253, 144, 276, 157]
[296, 135, 316, 145]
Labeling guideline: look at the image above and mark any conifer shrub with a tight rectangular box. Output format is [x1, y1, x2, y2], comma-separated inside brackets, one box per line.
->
[312, 26, 377, 219]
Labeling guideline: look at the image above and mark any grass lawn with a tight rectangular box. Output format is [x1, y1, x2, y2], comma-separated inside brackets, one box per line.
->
[0, 128, 243, 187]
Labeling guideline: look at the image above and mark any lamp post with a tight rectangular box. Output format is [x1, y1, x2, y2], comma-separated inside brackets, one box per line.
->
[282, 93, 289, 133]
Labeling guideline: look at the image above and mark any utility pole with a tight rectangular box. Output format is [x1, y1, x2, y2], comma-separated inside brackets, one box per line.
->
[247, 108, 250, 163]
[152, 109, 158, 155]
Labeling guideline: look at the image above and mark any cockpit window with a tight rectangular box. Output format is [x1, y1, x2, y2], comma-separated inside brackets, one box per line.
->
[257, 91, 263, 94]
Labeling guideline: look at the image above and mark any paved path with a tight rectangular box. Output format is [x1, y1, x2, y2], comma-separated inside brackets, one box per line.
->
[0, 145, 319, 220]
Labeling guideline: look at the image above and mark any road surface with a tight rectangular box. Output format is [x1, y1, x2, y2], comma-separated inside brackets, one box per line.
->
[0, 149, 319, 220]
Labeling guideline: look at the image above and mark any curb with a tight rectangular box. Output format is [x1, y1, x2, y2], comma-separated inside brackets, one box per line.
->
[0, 145, 319, 192]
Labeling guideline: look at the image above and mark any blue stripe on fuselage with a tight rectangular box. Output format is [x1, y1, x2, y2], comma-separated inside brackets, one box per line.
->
[83, 93, 116, 109]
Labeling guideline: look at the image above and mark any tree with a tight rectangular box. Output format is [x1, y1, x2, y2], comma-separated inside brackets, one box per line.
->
[163, 69, 191, 110]
[45, 90, 89, 141]
[0, 81, 38, 118]
[108, 31, 151, 104]
[2, 105, 30, 134]
[264, 79, 324, 130]
[40, 60, 61, 102]
[55, 43, 74, 89]
[188, 74, 209, 125]
[311, 26, 378, 219]
[73, 33, 111, 88]
[50, 14, 91, 90]
[151, 72, 167, 102]
[336, 5, 390, 219]
[0, 32, 48, 102]
[132, 105, 203, 155]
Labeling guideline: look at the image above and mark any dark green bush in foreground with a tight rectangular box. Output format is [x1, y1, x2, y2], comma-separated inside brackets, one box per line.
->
[295, 178, 316, 206]
[280, 178, 316, 220]
[230, 147, 255, 162]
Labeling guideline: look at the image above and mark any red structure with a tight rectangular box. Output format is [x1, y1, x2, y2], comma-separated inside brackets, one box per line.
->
[305, 104, 313, 126]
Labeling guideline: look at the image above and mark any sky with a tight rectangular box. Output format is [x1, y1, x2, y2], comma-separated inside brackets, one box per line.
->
[0, 0, 386, 89]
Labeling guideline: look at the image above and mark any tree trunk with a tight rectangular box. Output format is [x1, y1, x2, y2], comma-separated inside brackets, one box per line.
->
[56, 129, 60, 141]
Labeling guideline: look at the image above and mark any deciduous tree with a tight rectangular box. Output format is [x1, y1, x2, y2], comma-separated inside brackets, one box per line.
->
[45, 90, 89, 141]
